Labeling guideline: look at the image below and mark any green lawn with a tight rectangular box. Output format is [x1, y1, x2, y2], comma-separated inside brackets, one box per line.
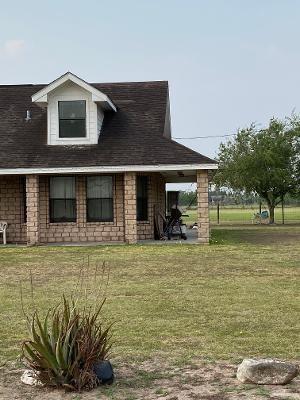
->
[0, 225, 299, 366]
[182, 206, 300, 225]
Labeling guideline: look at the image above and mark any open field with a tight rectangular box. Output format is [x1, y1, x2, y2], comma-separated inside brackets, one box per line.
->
[182, 206, 300, 225]
[0, 225, 299, 399]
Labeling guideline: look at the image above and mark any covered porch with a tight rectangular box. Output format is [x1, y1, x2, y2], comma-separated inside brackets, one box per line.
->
[0, 169, 210, 245]
[153, 167, 210, 244]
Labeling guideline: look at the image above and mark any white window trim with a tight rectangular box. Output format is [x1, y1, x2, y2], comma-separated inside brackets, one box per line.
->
[48, 95, 91, 145]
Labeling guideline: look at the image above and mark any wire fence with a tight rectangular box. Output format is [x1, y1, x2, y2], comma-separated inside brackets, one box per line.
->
[182, 205, 300, 226]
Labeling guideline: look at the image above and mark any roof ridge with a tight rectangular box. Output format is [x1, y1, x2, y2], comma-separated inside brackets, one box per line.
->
[0, 84, 42, 88]
[92, 80, 168, 87]
[0, 80, 168, 88]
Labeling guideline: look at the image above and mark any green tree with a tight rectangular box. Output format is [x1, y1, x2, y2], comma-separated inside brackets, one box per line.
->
[179, 190, 197, 207]
[214, 115, 300, 223]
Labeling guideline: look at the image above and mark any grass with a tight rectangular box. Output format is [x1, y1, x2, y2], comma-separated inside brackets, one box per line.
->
[0, 225, 299, 367]
[211, 224, 300, 245]
[182, 206, 300, 225]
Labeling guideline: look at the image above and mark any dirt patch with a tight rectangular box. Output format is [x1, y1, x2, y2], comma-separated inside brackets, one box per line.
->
[237, 230, 300, 245]
[0, 359, 299, 399]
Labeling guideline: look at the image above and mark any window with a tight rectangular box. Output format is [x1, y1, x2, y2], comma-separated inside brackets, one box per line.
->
[86, 176, 113, 222]
[49, 177, 76, 222]
[20, 177, 27, 223]
[137, 176, 148, 221]
[58, 100, 86, 138]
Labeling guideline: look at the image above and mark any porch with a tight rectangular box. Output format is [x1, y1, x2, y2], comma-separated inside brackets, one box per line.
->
[0, 170, 209, 245]
[138, 226, 199, 244]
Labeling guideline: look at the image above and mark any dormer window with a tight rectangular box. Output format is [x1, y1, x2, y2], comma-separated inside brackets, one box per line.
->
[58, 100, 86, 138]
[31, 72, 116, 145]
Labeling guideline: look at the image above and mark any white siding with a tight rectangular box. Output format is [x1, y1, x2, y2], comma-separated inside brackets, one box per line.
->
[47, 81, 102, 145]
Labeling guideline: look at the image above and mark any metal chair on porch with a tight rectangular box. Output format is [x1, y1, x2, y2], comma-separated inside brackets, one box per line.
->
[0, 221, 8, 245]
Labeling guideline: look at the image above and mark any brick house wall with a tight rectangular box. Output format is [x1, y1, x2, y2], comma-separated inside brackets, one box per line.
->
[197, 170, 209, 243]
[123, 172, 137, 244]
[0, 173, 166, 244]
[38, 174, 125, 243]
[0, 176, 26, 244]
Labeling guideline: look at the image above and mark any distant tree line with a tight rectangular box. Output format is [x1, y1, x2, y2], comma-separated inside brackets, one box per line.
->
[179, 189, 300, 208]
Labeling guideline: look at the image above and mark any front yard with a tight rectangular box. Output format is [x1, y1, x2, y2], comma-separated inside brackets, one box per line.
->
[0, 225, 299, 399]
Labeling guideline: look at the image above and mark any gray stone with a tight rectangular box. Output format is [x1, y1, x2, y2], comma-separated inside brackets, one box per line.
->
[237, 359, 299, 385]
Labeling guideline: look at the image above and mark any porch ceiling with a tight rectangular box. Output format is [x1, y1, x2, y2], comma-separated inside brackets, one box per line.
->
[160, 169, 197, 183]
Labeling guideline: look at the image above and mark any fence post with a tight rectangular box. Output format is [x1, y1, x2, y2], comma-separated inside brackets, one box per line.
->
[281, 195, 285, 225]
[217, 202, 220, 225]
[259, 200, 262, 214]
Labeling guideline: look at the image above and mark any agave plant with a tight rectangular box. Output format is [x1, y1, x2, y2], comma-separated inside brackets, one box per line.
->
[22, 296, 112, 391]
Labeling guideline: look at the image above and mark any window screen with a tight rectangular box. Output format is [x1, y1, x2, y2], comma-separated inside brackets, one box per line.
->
[86, 176, 113, 222]
[59, 100, 86, 138]
[49, 176, 76, 222]
[137, 176, 148, 221]
[20, 177, 27, 223]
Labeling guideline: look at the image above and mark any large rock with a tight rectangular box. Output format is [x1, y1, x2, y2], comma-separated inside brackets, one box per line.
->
[237, 359, 299, 385]
[93, 360, 114, 385]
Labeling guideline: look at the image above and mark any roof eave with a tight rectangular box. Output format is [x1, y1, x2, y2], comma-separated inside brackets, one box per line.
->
[31, 71, 117, 112]
[0, 163, 218, 175]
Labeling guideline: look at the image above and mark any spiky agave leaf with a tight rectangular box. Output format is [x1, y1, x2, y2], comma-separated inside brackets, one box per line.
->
[22, 295, 113, 390]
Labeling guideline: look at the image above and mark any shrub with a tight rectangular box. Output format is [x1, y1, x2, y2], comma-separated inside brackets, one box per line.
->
[22, 296, 112, 391]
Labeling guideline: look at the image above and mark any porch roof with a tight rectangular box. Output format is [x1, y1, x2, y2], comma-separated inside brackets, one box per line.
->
[0, 164, 216, 182]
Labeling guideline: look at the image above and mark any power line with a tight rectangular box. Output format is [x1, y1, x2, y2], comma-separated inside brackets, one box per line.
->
[174, 133, 237, 139]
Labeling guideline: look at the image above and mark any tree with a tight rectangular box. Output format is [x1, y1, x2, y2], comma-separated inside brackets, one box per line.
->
[214, 115, 300, 223]
[179, 190, 197, 207]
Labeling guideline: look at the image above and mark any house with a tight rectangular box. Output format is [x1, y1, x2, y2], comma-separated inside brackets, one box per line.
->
[0, 72, 217, 245]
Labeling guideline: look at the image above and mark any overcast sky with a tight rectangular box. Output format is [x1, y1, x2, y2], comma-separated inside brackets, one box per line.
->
[1, 0, 300, 164]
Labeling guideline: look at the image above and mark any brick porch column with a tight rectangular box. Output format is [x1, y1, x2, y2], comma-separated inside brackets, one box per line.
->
[197, 170, 209, 244]
[123, 172, 137, 244]
[26, 175, 40, 245]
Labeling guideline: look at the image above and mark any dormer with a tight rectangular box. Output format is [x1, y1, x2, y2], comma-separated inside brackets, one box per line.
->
[32, 72, 116, 145]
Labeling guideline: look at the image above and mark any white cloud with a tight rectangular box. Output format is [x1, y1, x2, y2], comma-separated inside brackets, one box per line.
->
[3, 39, 25, 56]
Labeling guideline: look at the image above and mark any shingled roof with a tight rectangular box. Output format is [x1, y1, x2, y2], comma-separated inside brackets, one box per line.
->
[0, 80, 216, 170]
